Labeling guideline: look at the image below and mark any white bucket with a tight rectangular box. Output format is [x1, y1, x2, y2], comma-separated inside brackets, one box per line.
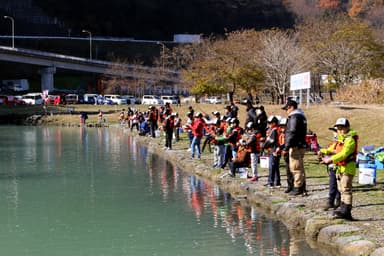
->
[358, 164, 376, 185]
[260, 156, 269, 169]
[238, 168, 248, 179]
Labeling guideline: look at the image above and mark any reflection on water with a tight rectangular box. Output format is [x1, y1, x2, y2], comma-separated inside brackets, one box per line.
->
[0, 126, 322, 256]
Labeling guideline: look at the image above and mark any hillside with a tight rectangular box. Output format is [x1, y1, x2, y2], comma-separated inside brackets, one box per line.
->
[31, 0, 294, 40]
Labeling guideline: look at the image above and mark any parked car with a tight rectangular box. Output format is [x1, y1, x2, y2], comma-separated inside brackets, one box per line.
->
[122, 95, 141, 104]
[208, 96, 222, 104]
[83, 93, 98, 104]
[161, 95, 179, 105]
[22, 93, 44, 105]
[0, 95, 16, 105]
[14, 95, 26, 105]
[65, 94, 79, 104]
[104, 94, 127, 105]
[44, 95, 61, 105]
[142, 95, 164, 105]
[181, 96, 196, 104]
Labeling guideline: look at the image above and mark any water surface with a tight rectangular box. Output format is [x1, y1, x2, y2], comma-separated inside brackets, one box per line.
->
[0, 126, 322, 255]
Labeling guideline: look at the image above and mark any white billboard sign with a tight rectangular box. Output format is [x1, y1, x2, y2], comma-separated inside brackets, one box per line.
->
[290, 72, 311, 91]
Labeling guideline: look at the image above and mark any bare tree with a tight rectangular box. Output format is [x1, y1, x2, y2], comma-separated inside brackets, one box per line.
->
[255, 29, 311, 104]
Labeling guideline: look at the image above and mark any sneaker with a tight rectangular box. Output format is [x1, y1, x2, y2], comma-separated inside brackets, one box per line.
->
[275, 184, 281, 188]
[249, 177, 258, 182]
[187, 148, 192, 152]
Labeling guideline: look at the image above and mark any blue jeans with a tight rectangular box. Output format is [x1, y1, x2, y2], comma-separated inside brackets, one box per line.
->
[329, 167, 341, 203]
[191, 136, 202, 159]
[268, 153, 281, 186]
[188, 131, 193, 147]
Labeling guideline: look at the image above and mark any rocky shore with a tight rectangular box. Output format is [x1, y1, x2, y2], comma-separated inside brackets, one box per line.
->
[134, 131, 384, 256]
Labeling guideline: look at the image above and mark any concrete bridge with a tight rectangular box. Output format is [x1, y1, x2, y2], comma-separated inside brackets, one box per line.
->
[0, 45, 180, 91]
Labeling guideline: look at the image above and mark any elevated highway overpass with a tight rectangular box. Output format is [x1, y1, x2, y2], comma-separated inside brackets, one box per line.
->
[0, 45, 180, 91]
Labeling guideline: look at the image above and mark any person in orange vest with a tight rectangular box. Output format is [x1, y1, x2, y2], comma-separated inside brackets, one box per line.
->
[321, 118, 358, 220]
[262, 116, 281, 188]
[229, 141, 250, 177]
[148, 106, 158, 138]
[243, 121, 263, 182]
[212, 127, 226, 168]
[276, 117, 293, 193]
[227, 118, 243, 159]
[173, 112, 181, 142]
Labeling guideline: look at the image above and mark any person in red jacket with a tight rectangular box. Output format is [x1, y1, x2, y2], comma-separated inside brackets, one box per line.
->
[190, 112, 204, 159]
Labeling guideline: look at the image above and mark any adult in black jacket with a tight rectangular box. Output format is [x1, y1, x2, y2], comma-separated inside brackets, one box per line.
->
[282, 100, 307, 196]
[244, 99, 257, 128]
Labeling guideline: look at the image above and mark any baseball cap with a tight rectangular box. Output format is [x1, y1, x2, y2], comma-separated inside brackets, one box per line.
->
[267, 116, 278, 124]
[334, 118, 350, 127]
[328, 127, 337, 132]
[282, 99, 298, 110]
[279, 118, 287, 126]
[246, 121, 254, 129]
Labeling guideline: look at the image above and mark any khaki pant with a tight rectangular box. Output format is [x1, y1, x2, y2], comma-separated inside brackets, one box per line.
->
[289, 147, 306, 188]
[336, 173, 353, 205]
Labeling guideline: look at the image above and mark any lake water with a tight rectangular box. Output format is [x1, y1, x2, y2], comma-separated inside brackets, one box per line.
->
[0, 126, 322, 255]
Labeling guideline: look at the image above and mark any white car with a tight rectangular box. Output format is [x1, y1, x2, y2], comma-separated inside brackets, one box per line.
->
[161, 95, 179, 105]
[121, 95, 141, 104]
[104, 94, 127, 105]
[142, 95, 164, 105]
[22, 93, 44, 105]
[208, 96, 222, 104]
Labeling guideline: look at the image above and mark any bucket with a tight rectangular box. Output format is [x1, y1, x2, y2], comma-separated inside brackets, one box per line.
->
[238, 167, 248, 179]
[358, 164, 376, 185]
[260, 156, 269, 169]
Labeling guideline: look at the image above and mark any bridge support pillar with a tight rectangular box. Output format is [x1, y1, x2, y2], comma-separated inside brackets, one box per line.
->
[39, 66, 56, 91]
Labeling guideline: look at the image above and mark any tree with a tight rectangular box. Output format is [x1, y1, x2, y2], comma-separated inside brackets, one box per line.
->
[255, 29, 311, 104]
[297, 15, 384, 96]
[180, 30, 265, 102]
[102, 58, 156, 96]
